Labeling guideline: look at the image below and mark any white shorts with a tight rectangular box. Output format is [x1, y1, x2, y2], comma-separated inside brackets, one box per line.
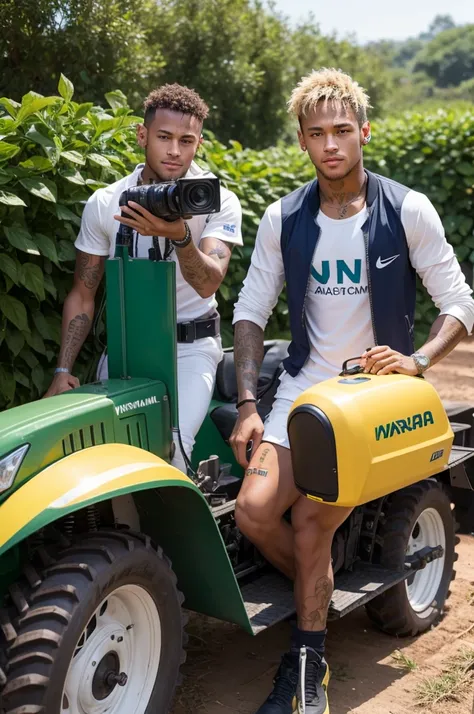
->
[97, 336, 223, 472]
[263, 396, 294, 450]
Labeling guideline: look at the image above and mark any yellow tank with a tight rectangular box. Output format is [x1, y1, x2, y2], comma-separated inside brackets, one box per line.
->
[287, 373, 454, 507]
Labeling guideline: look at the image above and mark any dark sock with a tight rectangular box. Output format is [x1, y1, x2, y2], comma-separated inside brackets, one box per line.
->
[291, 624, 326, 657]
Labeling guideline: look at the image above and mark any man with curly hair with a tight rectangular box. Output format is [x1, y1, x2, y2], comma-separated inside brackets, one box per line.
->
[230, 68, 474, 713]
[45, 84, 242, 472]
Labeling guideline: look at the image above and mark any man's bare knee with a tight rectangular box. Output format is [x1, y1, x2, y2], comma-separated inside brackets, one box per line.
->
[235, 442, 298, 546]
[235, 492, 276, 542]
[292, 498, 352, 563]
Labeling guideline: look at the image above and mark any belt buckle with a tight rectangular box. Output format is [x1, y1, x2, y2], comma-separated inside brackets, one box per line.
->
[180, 321, 196, 343]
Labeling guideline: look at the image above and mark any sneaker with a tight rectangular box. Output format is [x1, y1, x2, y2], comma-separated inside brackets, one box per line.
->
[296, 646, 330, 714]
[255, 652, 299, 713]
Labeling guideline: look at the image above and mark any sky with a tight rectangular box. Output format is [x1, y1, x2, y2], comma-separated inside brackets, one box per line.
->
[273, 0, 474, 43]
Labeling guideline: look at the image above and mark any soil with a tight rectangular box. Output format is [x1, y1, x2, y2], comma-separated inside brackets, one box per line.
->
[172, 336, 474, 714]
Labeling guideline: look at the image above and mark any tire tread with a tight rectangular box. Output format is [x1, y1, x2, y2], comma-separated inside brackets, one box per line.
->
[0, 530, 185, 714]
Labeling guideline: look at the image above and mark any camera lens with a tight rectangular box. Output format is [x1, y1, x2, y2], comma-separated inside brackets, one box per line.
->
[182, 180, 218, 213]
[147, 183, 179, 217]
[189, 185, 210, 207]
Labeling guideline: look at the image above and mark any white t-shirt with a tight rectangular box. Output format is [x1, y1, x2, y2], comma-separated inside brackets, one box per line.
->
[75, 162, 243, 322]
[233, 190, 474, 403]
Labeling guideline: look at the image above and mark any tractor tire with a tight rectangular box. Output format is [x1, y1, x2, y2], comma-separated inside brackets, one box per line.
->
[0, 530, 186, 714]
[366, 479, 456, 637]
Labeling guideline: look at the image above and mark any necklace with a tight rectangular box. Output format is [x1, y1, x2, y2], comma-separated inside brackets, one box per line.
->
[321, 177, 367, 220]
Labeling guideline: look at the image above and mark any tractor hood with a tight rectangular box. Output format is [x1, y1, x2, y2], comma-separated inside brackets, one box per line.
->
[0, 378, 171, 503]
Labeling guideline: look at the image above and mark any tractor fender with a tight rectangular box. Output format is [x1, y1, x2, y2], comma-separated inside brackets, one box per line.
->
[0, 443, 251, 632]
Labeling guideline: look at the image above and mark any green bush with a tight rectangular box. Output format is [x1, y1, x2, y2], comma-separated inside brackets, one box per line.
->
[1, 83, 473, 410]
[0, 78, 143, 408]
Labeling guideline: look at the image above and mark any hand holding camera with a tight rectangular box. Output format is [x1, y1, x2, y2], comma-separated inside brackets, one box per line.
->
[114, 202, 189, 241]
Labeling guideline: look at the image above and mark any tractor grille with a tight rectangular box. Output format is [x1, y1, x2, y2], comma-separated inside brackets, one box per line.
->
[123, 415, 148, 449]
[62, 423, 107, 455]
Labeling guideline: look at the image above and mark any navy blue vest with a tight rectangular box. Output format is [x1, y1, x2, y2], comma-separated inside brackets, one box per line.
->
[280, 170, 417, 377]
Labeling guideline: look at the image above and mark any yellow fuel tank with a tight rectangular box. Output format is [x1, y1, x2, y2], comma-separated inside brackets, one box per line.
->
[287, 373, 453, 507]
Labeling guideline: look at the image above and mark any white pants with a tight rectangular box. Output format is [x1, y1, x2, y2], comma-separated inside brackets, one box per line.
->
[97, 336, 223, 472]
[262, 396, 293, 450]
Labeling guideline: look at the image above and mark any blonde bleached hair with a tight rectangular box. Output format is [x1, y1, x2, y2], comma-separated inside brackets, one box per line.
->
[288, 68, 371, 126]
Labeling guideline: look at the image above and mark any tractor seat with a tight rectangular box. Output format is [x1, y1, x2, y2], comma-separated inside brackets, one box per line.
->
[211, 340, 290, 442]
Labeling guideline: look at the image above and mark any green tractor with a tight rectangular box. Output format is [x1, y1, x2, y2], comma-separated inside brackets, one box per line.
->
[1, 188, 474, 714]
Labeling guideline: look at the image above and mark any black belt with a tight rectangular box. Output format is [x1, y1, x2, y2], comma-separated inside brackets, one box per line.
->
[177, 314, 220, 343]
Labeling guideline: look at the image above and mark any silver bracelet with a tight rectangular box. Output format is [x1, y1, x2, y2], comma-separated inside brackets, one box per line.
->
[171, 221, 192, 248]
[54, 367, 70, 375]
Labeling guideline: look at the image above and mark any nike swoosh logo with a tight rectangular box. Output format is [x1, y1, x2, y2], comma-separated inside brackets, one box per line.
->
[376, 254, 400, 269]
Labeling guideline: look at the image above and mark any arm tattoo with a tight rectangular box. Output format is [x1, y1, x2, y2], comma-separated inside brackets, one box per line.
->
[423, 314, 467, 363]
[300, 576, 333, 630]
[59, 313, 91, 370]
[234, 320, 264, 400]
[207, 242, 229, 260]
[177, 237, 231, 292]
[178, 242, 214, 290]
[77, 252, 103, 290]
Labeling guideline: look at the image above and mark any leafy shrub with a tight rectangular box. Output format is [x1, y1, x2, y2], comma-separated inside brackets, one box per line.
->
[0, 77, 142, 408]
[1, 83, 473, 409]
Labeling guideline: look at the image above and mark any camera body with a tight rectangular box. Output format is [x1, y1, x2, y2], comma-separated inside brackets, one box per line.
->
[119, 175, 221, 221]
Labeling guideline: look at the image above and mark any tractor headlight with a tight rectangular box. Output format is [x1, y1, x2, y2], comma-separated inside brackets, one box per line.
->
[0, 444, 29, 493]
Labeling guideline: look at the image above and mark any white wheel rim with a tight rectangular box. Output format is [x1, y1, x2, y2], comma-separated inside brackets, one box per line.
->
[405, 507, 446, 617]
[61, 585, 161, 714]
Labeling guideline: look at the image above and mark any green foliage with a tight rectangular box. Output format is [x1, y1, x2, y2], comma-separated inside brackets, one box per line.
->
[0, 78, 143, 409]
[0, 0, 393, 149]
[368, 15, 474, 115]
[414, 25, 474, 88]
[0, 0, 163, 109]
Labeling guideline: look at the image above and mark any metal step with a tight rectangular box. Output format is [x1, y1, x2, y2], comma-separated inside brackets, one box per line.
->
[328, 563, 411, 620]
[451, 422, 471, 434]
[241, 561, 414, 633]
[444, 401, 473, 418]
[448, 445, 474, 468]
[241, 572, 294, 635]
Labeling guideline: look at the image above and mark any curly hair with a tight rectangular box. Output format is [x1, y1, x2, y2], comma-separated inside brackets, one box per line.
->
[143, 84, 209, 126]
[288, 68, 371, 126]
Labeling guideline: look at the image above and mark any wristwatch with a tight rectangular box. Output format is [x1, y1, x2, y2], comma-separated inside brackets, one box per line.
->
[411, 352, 431, 375]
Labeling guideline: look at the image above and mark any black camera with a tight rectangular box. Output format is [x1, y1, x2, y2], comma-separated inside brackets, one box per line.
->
[119, 175, 221, 221]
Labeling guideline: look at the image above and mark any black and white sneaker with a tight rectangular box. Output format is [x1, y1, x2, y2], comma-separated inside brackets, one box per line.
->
[296, 646, 330, 714]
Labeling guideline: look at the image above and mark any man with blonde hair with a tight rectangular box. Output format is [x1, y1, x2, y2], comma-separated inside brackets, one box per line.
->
[230, 68, 474, 713]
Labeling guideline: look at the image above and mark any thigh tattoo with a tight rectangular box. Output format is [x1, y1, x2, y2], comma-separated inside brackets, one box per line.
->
[246, 467, 269, 477]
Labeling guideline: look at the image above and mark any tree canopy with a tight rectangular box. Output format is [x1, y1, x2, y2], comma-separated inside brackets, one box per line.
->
[0, 4, 472, 147]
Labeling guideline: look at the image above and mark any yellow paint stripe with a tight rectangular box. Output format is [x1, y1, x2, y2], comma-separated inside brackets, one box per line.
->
[0, 444, 190, 549]
[50, 461, 164, 508]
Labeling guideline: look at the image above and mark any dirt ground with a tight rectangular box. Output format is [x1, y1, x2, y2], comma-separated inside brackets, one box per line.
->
[172, 336, 474, 714]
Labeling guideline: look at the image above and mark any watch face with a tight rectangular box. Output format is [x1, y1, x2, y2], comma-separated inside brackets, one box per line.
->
[415, 354, 430, 370]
